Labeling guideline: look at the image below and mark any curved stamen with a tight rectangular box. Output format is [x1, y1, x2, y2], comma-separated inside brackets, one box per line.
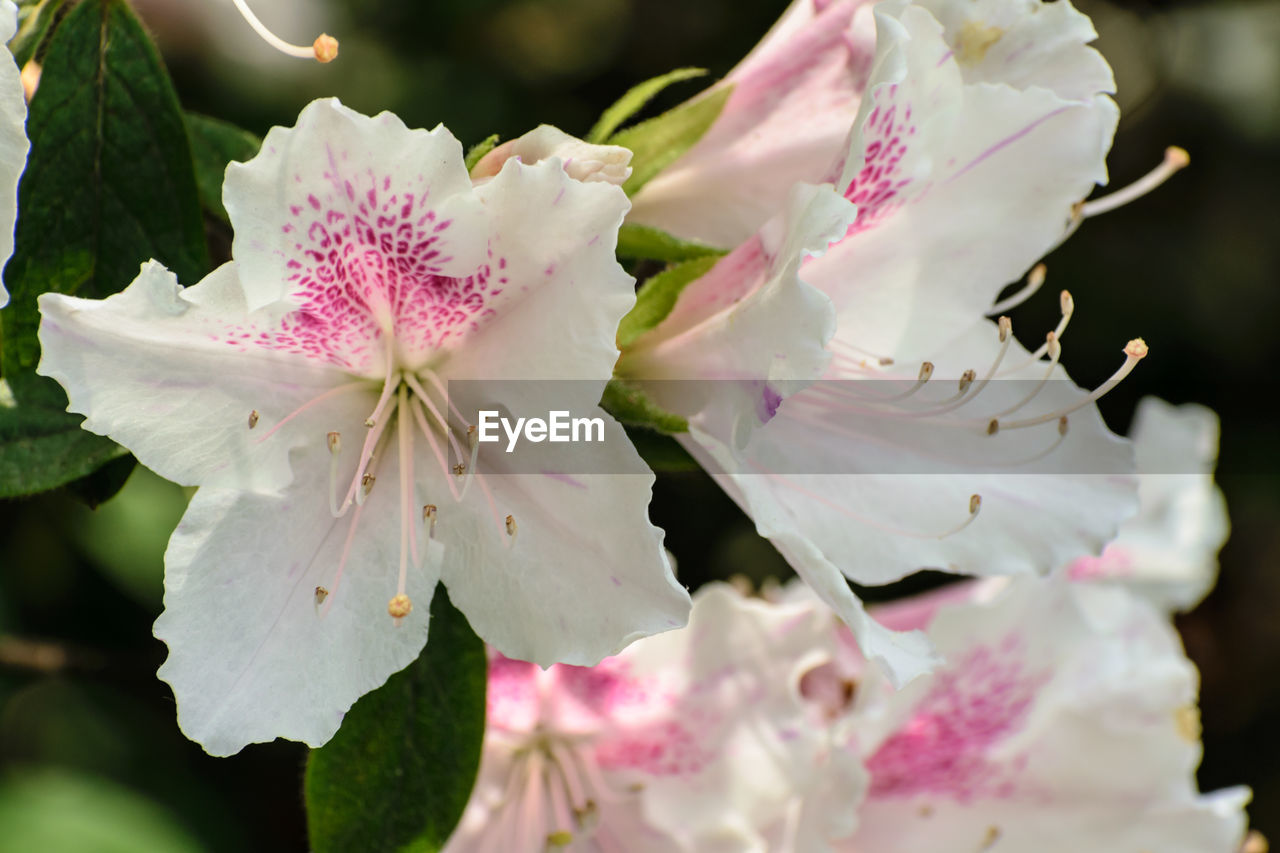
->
[230, 0, 339, 62]
[407, 396, 463, 503]
[987, 263, 1046, 316]
[995, 339, 1147, 431]
[989, 330, 1061, 419]
[1079, 147, 1190, 218]
[997, 290, 1073, 376]
[354, 398, 398, 508]
[403, 372, 467, 462]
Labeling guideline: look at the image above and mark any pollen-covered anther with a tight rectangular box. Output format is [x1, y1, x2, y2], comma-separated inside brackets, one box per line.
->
[918, 361, 935, 381]
[423, 504, 438, 538]
[452, 462, 466, 476]
[230, 0, 340, 62]
[247, 409, 259, 429]
[361, 473, 376, 495]
[313, 34, 339, 63]
[1125, 338, 1149, 360]
[957, 369, 977, 394]
[314, 586, 329, 605]
[506, 514, 518, 546]
[388, 593, 412, 622]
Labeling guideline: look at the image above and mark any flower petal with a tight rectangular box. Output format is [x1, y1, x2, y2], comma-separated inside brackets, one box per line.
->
[224, 98, 489, 324]
[0, 0, 29, 309]
[628, 0, 877, 248]
[37, 261, 355, 493]
[438, 414, 689, 667]
[470, 124, 632, 186]
[155, 438, 441, 756]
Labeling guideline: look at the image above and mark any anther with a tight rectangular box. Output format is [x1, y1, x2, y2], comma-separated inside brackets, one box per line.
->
[506, 514, 518, 546]
[231, 0, 340, 62]
[452, 462, 466, 476]
[314, 586, 329, 605]
[1125, 337, 1149, 360]
[1078, 146, 1190, 219]
[467, 424, 478, 451]
[361, 473, 376, 495]
[958, 369, 976, 394]
[979, 826, 1002, 852]
[327, 431, 341, 454]
[988, 263, 1046, 316]
[423, 504, 438, 539]
[986, 418, 999, 436]
[1060, 289, 1074, 316]
[546, 831, 573, 849]
[388, 593, 412, 623]
[969, 494, 982, 514]
[997, 316, 1011, 343]
[919, 361, 935, 381]
[1240, 831, 1269, 853]
[248, 409, 259, 429]
[1058, 415, 1069, 436]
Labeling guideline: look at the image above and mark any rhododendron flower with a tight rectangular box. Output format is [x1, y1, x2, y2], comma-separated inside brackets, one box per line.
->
[827, 575, 1251, 853]
[0, 0, 29, 308]
[36, 98, 689, 755]
[621, 0, 1141, 684]
[1064, 396, 1229, 613]
[445, 584, 866, 852]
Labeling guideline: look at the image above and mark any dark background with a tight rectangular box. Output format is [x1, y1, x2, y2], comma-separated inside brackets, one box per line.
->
[1, 0, 1277, 848]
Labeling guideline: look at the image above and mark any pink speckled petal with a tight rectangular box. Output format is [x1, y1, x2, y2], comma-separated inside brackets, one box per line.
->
[439, 156, 634, 383]
[806, 1, 1118, 364]
[155, 440, 442, 756]
[0, 0, 29, 309]
[37, 261, 357, 494]
[842, 577, 1250, 853]
[437, 414, 688, 668]
[224, 98, 489, 323]
[628, 0, 877, 248]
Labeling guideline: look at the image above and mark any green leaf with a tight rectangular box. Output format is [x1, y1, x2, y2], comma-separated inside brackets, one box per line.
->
[463, 133, 500, 172]
[0, 0, 208, 496]
[586, 66, 706, 144]
[0, 386, 128, 499]
[616, 223, 728, 263]
[185, 112, 261, 223]
[305, 585, 487, 853]
[616, 254, 720, 350]
[610, 84, 733, 196]
[601, 378, 688, 434]
[9, 0, 69, 67]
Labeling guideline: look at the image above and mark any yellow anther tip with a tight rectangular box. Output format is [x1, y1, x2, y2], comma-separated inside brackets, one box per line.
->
[313, 34, 339, 63]
[1165, 146, 1190, 169]
[388, 593, 412, 619]
[1125, 338, 1149, 360]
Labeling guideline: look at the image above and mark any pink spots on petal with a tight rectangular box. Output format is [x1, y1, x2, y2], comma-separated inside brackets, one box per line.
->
[595, 719, 713, 777]
[842, 91, 916, 237]
[1067, 545, 1135, 581]
[866, 637, 1046, 803]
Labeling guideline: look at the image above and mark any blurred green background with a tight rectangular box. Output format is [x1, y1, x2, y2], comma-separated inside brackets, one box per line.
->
[2, 0, 1278, 848]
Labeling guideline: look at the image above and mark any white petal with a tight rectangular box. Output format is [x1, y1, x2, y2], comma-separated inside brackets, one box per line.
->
[470, 125, 632, 186]
[155, 435, 440, 756]
[628, 2, 876, 248]
[438, 155, 634, 383]
[807, 2, 1118, 362]
[621, 182, 856, 448]
[224, 98, 489, 317]
[0, 0, 29, 309]
[1065, 396, 1229, 612]
[438, 413, 689, 667]
[844, 578, 1250, 853]
[37, 261, 356, 493]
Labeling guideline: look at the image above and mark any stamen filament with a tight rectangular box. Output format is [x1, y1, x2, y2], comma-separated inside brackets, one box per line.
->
[997, 289, 1074, 376]
[397, 384, 417, 588]
[254, 381, 365, 444]
[990, 331, 1061, 418]
[996, 339, 1147, 431]
[1079, 147, 1190, 218]
[408, 397, 463, 502]
[354, 398, 398, 507]
[987, 263, 1046, 316]
[230, 0, 339, 62]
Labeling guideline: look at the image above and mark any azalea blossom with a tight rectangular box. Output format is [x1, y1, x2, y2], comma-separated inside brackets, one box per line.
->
[821, 575, 1251, 853]
[0, 0, 30, 308]
[1064, 395, 1229, 613]
[620, 0, 1144, 685]
[445, 583, 866, 852]
[36, 98, 689, 755]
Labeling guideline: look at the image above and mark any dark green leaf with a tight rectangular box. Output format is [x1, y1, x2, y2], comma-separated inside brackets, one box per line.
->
[616, 254, 720, 350]
[463, 133, 499, 172]
[10, 0, 69, 67]
[616, 223, 728, 263]
[305, 585, 487, 853]
[586, 67, 706, 144]
[610, 84, 733, 196]
[601, 378, 688, 434]
[185, 112, 261, 223]
[0, 0, 208, 496]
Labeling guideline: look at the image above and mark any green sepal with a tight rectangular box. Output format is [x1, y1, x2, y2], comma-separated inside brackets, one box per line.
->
[0, 0, 207, 499]
[463, 134, 500, 172]
[601, 378, 688, 434]
[616, 254, 720, 350]
[185, 112, 261, 223]
[586, 67, 706, 144]
[616, 223, 728, 263]
[305, 585, 487, 853]
[610, 84, 733, 196]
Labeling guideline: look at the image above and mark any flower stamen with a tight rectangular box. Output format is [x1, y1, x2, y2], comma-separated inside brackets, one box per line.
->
[1078, 147, 1190, 219]
[230, 0, 339, 62]
[987, 263, 1046, 316]
[993, 339, 1147, 432]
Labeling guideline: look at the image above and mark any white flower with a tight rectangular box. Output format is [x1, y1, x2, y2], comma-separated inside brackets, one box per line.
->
[1064, 396, 1229, 613]
[622, 0, 1142, 685]
[445, 584, 867, 852]
[36, 98, 689, 755]
[0, 0, 30, 308]
[831, 576, 1250, 853]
